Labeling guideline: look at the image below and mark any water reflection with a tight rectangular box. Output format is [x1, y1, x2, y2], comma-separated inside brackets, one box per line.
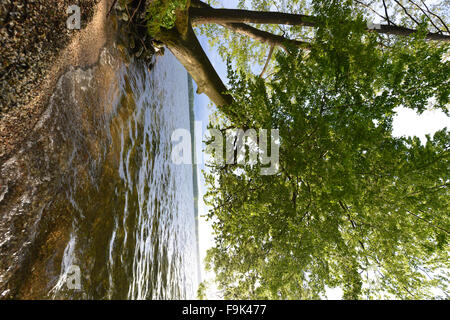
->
[49, 49, 199, 299]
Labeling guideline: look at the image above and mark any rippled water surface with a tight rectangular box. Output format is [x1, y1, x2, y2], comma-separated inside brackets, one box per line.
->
[48, 50, 199, 299]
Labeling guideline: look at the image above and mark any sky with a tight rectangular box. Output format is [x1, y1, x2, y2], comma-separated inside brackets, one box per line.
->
[188, 0, 450, 299]
[192, 34, 225, 299]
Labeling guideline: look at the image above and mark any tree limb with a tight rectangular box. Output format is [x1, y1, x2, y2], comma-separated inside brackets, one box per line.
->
[406, 210, 450, 235]
[190, 0, 310, 50]
[407, 0, 442, 33]
[420, 0, 450, 34]
[393, 0, 421, 27]
[382, 0, 392, 25]
[190, 7, 317, 27]
[355, 0, 396, 26]
[189, 7, 450, 41]
[158, 25, 233, 109]
[259, 45, 275, 78]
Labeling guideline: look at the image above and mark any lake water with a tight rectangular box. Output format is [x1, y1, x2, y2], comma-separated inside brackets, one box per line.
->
[47, 50, 199, 299]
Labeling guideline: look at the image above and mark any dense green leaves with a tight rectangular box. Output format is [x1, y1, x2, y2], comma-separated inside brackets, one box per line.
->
[196, 0, 450, 77]
[202, 0, 449, 299]
[146, 0, 188, 36]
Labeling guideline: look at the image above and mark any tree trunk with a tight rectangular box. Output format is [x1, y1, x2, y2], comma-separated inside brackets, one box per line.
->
[155, 2, 450, 113]
[190, 0, 310, 50]
[190, 7, 316, 27]
[189, 7, 450, 42]
[158, 25, 233, 109]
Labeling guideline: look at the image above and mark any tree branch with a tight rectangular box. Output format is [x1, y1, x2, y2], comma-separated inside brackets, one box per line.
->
[190, 0, 310, 50]
[158, 25, 233, 109]
[382, 0, 392, 25]
[259, 45, 275, 78]
[406, 210, 450, 235]
[420, 0, 450, 34]
[355, 0, 396, 26]
[407, 0, 442, 33]
[393, 0, 421, 27]
[190, 7, 317, 27]
[218, 23, 311, 50]
[189, 7, 450, 41]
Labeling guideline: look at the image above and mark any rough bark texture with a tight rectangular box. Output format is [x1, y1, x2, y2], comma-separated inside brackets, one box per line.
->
[376, 24, 450, 40]
[159, 25, 233, 109]
[157, 1, 450, 112]
[214, 22, 310, 50]
[190, 0, 310, 50]
[190, 7, 317, 27]
[189, 7, 450, 42]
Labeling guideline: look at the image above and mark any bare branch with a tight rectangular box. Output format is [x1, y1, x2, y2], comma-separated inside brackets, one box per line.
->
[189, 7, 450, 41]
[355, 0, 396, 25]
[382, 0, 392, 25]
[406, 210, 450, 235]
[190, 0, 311, 50]
[407, 0, 442, 33]
[393, 0, 421, 27]
[420, 0, 450, 34]
[259, 45, 275, 78]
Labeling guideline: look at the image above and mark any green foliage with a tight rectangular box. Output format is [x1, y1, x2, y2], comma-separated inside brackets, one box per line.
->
[379, 25, 450, 114]
[197, 282, 207, 300]
[196, 0, 450, 78]
[146, 0, 187, 36]
[203, 0, 450, 299]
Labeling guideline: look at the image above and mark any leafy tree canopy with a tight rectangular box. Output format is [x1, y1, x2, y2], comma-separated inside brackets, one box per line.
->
[202, 0, 449, 299]
[198, 0, 450, 76]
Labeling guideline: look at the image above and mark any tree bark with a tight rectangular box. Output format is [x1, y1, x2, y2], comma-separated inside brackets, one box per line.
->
[189, 7, 450, 42]
[158, 25, 233, 109]
[190, 7, 316, 27]
[214, 22, 310, 50]
[259, 45, 275, 78]
[155, 2, 450, 112]
[190, 0, 310, 50]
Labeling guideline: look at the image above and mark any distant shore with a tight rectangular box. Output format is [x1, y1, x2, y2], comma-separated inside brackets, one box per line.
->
[188, 73, 202, 286]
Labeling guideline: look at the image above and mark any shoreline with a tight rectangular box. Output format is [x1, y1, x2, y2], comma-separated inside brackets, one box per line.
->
[0, 0, 113, 163]
[0, 0, 119, 298]
[0, 0, 200, 299]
